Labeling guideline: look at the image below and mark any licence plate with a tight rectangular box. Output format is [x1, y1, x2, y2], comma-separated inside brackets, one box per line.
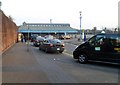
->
[57, 48, 60, 50]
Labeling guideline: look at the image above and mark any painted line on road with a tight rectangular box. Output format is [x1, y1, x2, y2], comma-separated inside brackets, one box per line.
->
[63, 51, 73, 57]
[65, 42, 78, 46]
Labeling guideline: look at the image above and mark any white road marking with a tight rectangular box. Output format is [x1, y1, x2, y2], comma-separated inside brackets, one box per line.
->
[63, 51, 73, 57]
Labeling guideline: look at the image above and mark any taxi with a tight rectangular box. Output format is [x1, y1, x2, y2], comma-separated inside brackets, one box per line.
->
[73, 34, 120, 64]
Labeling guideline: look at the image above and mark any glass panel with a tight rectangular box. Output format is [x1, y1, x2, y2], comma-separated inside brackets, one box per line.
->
[108, 35, 120, 46]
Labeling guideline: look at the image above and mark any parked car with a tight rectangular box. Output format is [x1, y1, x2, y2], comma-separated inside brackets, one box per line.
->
[73, 33, 120, 64]
[44, 35, 54, 39]
[59, 35, 71, 39]
[30, 35, 38, 42]
[33, 36, 45, 47]
[39, 39, 65, 53]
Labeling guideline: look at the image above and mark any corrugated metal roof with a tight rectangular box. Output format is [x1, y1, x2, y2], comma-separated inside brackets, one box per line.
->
[18, 23, 78, 33]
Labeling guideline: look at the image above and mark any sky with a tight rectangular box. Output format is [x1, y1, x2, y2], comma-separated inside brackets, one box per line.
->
[0, 0, 120, 30]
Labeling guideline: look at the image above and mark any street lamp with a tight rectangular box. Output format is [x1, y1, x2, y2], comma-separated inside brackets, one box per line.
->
[79, 11, 82, 41]
[27, 24, 30, 52]
[0, 1, 2, 10]
[24, 22, 29, 52]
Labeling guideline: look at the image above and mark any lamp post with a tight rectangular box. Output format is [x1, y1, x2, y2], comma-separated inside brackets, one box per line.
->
[24, 22, 29, 52]
[79, 11, 82, 41]
[0, 1, 2, 10]
[27, 24, 29, 52]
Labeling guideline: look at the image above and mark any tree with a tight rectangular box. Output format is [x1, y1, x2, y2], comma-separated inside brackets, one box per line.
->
[92, 27, 97, 34]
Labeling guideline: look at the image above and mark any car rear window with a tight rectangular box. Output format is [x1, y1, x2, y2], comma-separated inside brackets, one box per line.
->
[49, 39, 61, 43]
[37, 37, 45, 41]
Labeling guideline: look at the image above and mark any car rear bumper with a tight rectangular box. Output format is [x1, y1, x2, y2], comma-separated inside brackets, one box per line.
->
[49, 47, 64, 53]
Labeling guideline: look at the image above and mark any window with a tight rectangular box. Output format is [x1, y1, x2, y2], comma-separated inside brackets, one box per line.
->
[95, 37, 105, 45]
[108, 35, 120, 46]
[44, 40, 49, 43]
[88, 36, 96, 46]
[88, 35, 105, 46]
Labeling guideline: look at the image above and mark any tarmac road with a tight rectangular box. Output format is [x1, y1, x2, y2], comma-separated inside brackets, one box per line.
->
[2, 42, 119, 83]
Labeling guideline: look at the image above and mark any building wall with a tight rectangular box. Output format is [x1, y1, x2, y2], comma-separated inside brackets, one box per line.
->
[0, 10, 18, 53]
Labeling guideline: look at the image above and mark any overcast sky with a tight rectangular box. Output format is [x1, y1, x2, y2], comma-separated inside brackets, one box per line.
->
[0, 0, 119, 30]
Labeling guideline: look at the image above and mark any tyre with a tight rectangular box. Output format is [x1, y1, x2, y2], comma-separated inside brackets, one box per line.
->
[78, 54, 88, 64]
[59, 51, 63, 53]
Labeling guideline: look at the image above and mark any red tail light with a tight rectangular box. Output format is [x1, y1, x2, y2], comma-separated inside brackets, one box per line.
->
[50, 43, 53, 47]
[36, 40, 39, 42]
[62, 44, 65, 47]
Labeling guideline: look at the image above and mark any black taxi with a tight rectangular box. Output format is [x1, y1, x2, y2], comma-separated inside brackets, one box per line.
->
[73, 34, 120, 64]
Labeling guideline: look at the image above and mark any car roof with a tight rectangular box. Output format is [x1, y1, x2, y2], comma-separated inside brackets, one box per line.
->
[36, 37, 45, 40]
[96, 33, 120, 35]
[47, 39, 62, 42]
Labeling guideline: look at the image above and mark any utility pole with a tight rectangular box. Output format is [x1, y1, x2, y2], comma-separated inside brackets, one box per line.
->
[118, 2, 120, 34]
[50, 19, 52, 24]
[27, 24, 29, 52]
[79, 11, 82, 41]
[0, 1, 2, 10]
[24, 22, 29, 52]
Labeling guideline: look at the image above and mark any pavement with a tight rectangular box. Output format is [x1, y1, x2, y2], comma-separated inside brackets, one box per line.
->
[2, 42, 50, 83]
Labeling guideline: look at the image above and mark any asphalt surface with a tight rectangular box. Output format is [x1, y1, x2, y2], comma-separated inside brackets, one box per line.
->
[2, 40, 120, 83]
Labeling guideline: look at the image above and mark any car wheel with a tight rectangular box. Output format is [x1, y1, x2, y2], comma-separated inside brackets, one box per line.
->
[78, 54, 87, 64]
[59, 51, 63, 53]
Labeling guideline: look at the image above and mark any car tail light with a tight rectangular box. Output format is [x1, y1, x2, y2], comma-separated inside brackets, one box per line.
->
[50, 43, 53, 47]
[36, 40, 39, 42]
[61, 44, 65, 47]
